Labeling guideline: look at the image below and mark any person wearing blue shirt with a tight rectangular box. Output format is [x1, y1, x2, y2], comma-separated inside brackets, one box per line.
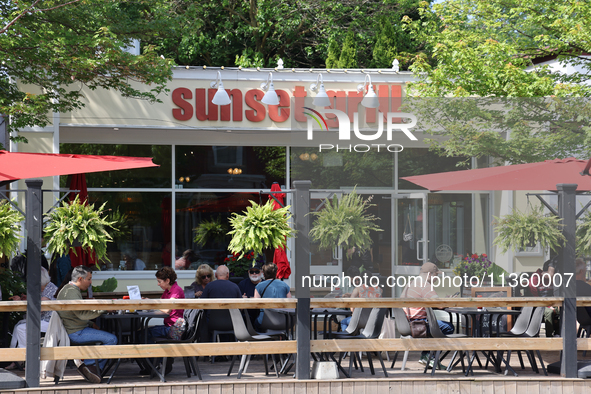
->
[254, 263, 291, 327]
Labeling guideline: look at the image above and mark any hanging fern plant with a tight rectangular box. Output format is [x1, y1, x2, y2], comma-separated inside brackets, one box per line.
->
[44, 195, 116, 262]
[308, 189, 382, 252]
[576, 209, 591, 257]
[493, 205, 565, 254]
[0, 200, 24, 258]
[194, 216, 229, 247]
[228, 200, 295, 258]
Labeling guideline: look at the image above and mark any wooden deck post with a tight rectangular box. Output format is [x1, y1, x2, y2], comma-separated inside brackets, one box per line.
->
[24, 179, 43, 388]
[293, 180, 311, 379]
[557, 183, 577, 378]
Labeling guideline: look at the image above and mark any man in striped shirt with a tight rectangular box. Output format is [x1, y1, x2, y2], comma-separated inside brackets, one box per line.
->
[402, 262, 454, 365]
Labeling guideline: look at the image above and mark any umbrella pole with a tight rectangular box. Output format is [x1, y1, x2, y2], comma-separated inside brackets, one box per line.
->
[24, 180, 43, 388]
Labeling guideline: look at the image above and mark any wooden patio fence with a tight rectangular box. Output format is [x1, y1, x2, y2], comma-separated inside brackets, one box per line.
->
[1, 297, 590, 381]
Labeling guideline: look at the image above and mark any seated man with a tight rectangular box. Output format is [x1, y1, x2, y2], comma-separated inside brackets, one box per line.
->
[57, 266, 117, 383]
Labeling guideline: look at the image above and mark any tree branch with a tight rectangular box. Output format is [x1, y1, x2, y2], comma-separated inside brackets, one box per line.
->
[0, 0, 82, 35]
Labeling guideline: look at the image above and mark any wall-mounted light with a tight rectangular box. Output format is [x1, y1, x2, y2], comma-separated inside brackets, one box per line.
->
[227, 168, 242, 175]
[357, 74, 379, 108]
[211, 71, 231, 106]
[260, 72, 280, 105]
[310, 74, 331, 107]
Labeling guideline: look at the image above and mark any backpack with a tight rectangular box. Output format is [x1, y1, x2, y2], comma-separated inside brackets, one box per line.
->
[167, 309, 201, 341]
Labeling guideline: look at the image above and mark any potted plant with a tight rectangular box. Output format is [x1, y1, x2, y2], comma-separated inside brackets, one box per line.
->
[44, 195, 116, 263]
[193, 216, 229, 247]
[224, 251, 264, 279]
[494, 205, 565, 253]
[0, 200, 24, 259]
[227, 200, 295, 264]
[576, 210, 591, 257]
[308, 189, 382, 254]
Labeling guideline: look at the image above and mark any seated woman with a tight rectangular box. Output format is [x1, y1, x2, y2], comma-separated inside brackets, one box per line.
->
[7, 267, 58, 370]
[189, 264, 214, 298]
[142, 267, 185, 375]
[254, 263, 291, 327]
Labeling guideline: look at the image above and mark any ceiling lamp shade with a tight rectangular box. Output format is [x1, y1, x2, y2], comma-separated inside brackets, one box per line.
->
[310, 74, 331, 107]
[211, 71, 232, 106]
[260, 72, 280, 105]
[357, 74, 379, 108]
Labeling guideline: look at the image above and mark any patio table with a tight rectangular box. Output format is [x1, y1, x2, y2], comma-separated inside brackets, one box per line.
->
[100, 310, 169, 383]
[444, 307, 521, 374]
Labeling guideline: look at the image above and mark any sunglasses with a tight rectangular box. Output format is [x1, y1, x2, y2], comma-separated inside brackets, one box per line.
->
[201, 274, 212, 280]
[249, 270, 260, 274]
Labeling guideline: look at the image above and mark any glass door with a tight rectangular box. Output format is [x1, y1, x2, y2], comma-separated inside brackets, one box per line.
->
[393, 192, 428, 276]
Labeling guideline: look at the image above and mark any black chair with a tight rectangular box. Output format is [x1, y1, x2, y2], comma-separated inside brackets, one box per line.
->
[154, 309, 203, 381]
[334, 308, 389, 377]
[207, 309, 235, 362]
[577, 307, 591, 357]
[501, 306, 547, 376]
[226, 309, 281, 379]
[258, 309, 289, 339]
[390, 308, 412, 371]
[425, 307, 469, 377]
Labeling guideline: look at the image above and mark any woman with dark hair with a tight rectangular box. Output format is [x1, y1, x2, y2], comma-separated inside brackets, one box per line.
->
[175, 249, 199, 270]
[149, 266, 185, 340]
[139, 267, 185, 375]
[254, 263, 291, 327]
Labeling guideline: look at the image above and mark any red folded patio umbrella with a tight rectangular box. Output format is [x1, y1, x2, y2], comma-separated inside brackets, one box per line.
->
[269, 183, 291, 279]
[0, 150, 158, 184]
[401, 157, 591, 192]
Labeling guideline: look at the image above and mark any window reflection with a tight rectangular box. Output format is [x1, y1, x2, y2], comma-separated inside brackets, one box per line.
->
[59, 144, 172, 188]
[175, 146, 285, 189]
[175, 192, 260, 270]
[83, 192, 171, 271]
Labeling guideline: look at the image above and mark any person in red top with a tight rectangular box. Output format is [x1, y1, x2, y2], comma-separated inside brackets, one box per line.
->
[140, 267, 185, 375]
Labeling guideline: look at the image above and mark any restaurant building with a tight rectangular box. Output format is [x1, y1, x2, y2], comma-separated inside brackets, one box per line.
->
[12, 67, 541, 293]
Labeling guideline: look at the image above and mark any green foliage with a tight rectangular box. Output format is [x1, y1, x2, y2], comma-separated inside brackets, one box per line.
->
[150, 0, 428, 68]
[92, 277, 118, 293]
[106, 207, 131, 242]
[1, 0, 173, 140]
[493, 206, 566, 254]
[325, 39, 340, 69]
[372, 18, 398, 68]
[0, 200, 24, 258]
[309, 189, 382, 252]
[228, 200, 295, 257]
[44, 195, 116, 263]
[225, 251, 264, 277]
[402, 0, 591, 163]
[337, 31, 358, 68]
[0, 269, 26, 338]
[576, 209, 591, 257]
[193, 216, 229, 247]
[452, 253, 508, 284]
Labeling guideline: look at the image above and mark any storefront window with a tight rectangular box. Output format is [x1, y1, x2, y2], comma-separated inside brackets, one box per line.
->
[85, 192, 171, 271]
[175, 192, 260, 270]
[60, 144, 172, 188]
[291, 148, 395, 189]
[175, 146, 285, 189]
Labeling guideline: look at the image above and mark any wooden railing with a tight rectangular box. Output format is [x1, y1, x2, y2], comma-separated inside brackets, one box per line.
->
[1, 297, 590, 372]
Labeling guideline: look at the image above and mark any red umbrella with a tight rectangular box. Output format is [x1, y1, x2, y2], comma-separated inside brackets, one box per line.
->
[0, 150, 158, 184]
[66, 174, 97, 268]
[402, 158, 591, 192]
[269, 183, 290, 279]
